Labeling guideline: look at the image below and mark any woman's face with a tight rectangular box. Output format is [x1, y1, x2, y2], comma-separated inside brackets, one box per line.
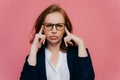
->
[43, 12, 65, 45]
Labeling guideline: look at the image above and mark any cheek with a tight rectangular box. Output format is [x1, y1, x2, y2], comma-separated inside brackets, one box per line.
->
[43, 30, 49, 37]
[59, 31, 65, 37]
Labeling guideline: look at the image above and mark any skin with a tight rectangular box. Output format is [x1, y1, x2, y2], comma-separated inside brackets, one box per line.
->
[28, 12, 88, 66]
[43, 12, 65, 50]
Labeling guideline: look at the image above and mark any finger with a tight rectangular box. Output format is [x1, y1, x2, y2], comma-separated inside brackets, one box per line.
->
[38, 37, 44, 48]
[65, 40, 68, 47]
[43, 39, 45, 45]
[39, 35, 45, 42]
[65, 27, 70, 36]
[39, 38, 44, 44]
[64, 37, 68, 47]
[35, 34, 44, 44]
[64, 35, 71, 47]
[38, 25, 44, 34]
[64, 39, 73, 47]
[65, 37, 73, 46]
[42, 35, 46, 44]
[67, 41, 73, 46]
[33, 34, 40, 44]
[38, 39, 43, 48]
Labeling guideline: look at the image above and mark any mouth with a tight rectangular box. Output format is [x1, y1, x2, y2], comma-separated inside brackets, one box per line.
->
[50, 36, 58, 40]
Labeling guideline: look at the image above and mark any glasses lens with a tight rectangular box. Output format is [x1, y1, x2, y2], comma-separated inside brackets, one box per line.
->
[43, 23, 65, 31]
[56, 24, 65, 30]
[44, 24, 53, 30]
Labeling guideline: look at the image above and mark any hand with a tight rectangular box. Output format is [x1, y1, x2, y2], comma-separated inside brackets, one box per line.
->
[31, 26, 46, 51]
[28, 26, 46, 66]
[64, 27, 88, 57]
[64, 27, 84, 47]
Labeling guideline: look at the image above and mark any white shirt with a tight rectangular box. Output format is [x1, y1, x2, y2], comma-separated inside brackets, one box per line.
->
[45, 48, 70, 80]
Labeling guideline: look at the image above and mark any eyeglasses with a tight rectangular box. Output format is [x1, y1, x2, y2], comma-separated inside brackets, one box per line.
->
[43, 23, 65, 31]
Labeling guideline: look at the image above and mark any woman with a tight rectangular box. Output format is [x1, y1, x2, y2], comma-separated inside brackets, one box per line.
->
[20, 4, 95, 80]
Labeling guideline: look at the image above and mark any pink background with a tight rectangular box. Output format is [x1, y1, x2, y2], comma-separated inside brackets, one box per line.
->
[0, 0, 120, 80]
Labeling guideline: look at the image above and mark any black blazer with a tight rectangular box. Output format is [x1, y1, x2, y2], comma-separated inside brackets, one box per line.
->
[20, 46, 95, 80]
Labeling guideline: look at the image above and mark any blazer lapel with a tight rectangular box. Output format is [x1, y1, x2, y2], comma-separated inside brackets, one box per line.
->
[37, 46, 47, 80]
[67, 47, 75, 80]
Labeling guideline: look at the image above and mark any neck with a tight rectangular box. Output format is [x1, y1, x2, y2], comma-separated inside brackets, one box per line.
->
[47, 42, 61, 53]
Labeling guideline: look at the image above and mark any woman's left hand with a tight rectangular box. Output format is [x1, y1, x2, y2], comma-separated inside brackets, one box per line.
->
[64, 27, 84, 47]
[64, 27, 88, 57]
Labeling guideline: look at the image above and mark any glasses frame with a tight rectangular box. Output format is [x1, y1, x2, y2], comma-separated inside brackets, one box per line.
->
[42, 23, 65, 31]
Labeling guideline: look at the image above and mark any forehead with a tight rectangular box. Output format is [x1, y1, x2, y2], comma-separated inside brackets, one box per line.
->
[44, 12, 65, 23]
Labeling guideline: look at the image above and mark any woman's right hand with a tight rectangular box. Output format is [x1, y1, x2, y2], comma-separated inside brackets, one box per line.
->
[28, 26, 45, 66]
[31, 25, 46, 52]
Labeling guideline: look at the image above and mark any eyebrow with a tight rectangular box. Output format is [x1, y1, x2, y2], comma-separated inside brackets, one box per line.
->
[43, 23, 65, 24]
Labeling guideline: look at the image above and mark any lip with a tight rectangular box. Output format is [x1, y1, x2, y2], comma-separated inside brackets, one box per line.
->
[50, 36, 58, 40]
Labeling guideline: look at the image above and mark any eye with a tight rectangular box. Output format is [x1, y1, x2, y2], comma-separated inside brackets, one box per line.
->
[46, 24, 53, 27]
[56, 24, 63, 27]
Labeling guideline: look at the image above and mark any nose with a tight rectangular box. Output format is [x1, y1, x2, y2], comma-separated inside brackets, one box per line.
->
[51, 25, 57, 33]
